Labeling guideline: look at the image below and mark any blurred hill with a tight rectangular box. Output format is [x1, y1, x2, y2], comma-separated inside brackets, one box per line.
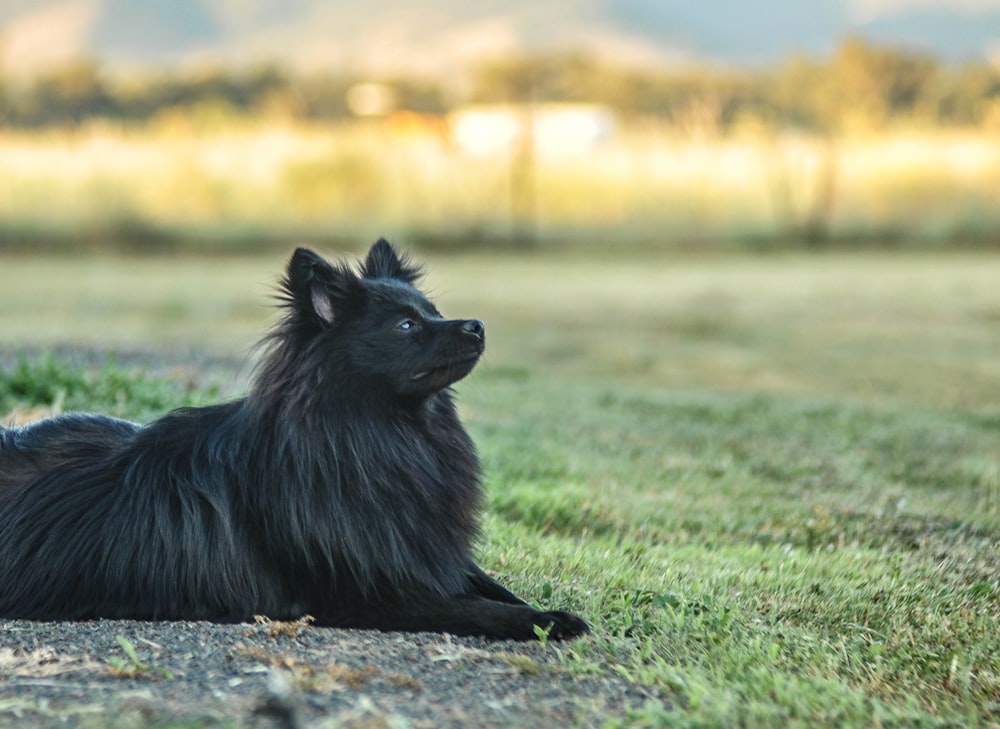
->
[2, 0, 999, 76]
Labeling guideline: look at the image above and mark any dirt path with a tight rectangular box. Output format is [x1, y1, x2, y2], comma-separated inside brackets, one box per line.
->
[1, 618, 648, 728]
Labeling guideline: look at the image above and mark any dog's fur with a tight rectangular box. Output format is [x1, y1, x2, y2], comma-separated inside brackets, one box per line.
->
[0, 240, 588, 640]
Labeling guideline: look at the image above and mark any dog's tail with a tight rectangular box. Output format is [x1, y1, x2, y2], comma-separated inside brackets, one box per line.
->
[0, 424, 14, 449]
[0, 420, 29, 452]
[1, 414, 140, 459]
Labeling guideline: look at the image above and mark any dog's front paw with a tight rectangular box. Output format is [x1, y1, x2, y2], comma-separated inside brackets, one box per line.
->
[536, 610, 589, 640]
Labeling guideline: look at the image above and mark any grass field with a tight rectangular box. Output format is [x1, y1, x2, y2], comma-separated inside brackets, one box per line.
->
[1, 249, 999, 727]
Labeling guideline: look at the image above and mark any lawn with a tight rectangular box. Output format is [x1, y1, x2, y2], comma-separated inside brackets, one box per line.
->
[1, 249, 998, 727]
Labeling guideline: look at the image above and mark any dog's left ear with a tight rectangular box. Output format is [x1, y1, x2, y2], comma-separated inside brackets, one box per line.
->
[361, 238, 422, 284]
[283, 248, 356, 326]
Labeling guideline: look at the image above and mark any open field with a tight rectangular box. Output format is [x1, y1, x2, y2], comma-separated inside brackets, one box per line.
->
[1, 123, 1000, 249]
[1, 249, 999, 727]
[1, 249, 998, 409]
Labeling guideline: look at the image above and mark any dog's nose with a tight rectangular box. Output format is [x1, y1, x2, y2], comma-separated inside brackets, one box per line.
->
[462, 320, 485, 340]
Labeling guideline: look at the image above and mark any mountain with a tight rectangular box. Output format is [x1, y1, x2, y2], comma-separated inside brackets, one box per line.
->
[1, 0, 997, 76]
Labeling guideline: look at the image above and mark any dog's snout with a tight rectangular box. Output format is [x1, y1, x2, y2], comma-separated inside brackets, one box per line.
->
[462, 319, 485, 340]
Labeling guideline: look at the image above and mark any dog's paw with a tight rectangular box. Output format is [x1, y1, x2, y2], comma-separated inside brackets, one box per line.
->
[536, 610, 589, 640]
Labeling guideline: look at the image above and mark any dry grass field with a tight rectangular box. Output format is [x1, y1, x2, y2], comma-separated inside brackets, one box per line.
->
[1, 122, 999, 248]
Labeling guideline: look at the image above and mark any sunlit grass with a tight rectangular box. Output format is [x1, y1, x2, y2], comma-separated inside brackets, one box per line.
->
[1, 122, 999, 249]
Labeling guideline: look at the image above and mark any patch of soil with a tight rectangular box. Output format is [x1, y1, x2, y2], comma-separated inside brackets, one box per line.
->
[0, 619, 650, 728]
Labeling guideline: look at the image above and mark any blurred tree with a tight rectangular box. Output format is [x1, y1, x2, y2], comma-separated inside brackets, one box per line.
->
[388, 77, 447, 114]
[931, 62, 1000, 124]
[469, 52, 636, 105]
[470, 55, 542, 103]
[295, 73, 353, 120]
[827, 37, 939, 129]
[767, 53, 829, 130]
[22, 59, 114, 126]
[1, 41, 998, 131]
[0, 41, 6, 124]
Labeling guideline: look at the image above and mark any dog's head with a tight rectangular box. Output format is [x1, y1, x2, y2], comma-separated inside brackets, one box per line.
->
[279, 240, 485, 398]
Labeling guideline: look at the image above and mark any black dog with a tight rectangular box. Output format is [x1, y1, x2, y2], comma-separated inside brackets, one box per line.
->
[0, 240, 588, 640]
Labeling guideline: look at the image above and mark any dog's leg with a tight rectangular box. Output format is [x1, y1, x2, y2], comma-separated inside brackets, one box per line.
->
[327, 594, 589, 641]
[466, 562, 529, 606]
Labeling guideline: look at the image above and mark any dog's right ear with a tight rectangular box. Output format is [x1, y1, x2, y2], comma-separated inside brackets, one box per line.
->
[282, 248, 355, 326]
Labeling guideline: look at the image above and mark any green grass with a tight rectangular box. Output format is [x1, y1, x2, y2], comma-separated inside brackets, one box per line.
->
[1, 250, 998, 727]
[469, 373, 998, 726]
[0, 353, 213, 421]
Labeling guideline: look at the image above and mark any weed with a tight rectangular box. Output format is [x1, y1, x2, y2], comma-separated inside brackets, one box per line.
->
[532, 623, 552, 649]
[107, 636, 174, 680]
[496, 652, 543, 675]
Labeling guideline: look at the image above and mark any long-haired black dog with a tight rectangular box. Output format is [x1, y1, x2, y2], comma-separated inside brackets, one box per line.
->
[0, 240, 588, 641]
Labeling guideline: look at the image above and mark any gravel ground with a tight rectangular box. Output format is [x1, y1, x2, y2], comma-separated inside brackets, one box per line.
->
[1, 618, 652, 728]
[0, 347, 656, 727]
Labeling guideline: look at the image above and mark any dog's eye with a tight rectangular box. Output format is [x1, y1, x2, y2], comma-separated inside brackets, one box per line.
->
[397, 319, 417, 331]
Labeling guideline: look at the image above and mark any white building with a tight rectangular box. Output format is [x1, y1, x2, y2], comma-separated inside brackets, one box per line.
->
[449, 103, 617, 158]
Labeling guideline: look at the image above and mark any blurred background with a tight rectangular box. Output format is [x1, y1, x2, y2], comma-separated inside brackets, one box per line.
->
[1, 0, 999, 251]
[0, 0, 998, 409]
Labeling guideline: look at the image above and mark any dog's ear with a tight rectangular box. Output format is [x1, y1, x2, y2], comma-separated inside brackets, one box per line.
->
[283, 248, 355, 326]
[360, 238, 422, 284]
